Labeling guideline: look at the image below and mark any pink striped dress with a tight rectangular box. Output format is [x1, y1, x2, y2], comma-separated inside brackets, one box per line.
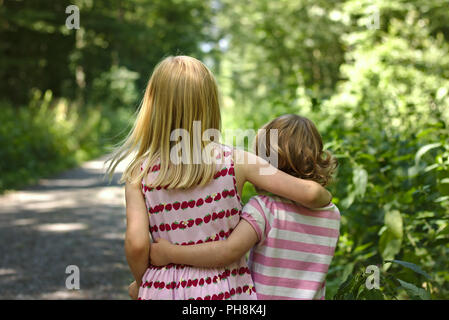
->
[137, 145, 257, 300]
[241, 195, 340, 300]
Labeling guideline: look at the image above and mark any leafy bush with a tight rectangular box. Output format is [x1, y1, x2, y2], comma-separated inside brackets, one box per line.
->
[0, 89, 133, 193]
[317, 1, 449, 299]
[334, 260, 433, 300]
[221, 0, 449, 299]
[90, 66, 140, 110]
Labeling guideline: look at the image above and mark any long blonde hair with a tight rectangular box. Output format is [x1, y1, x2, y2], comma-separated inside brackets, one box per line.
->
[104, 56, 221, 189]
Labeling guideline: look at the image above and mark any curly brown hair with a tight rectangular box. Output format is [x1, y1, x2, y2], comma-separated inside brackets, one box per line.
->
[254, 114, 337, 187]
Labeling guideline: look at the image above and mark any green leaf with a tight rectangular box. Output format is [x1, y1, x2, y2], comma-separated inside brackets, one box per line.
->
[397, 279, 431, 300]
[351, 272, 367, 298]
[353, 165, 368, 198]
[341, 185, 356, 209]
[384, 260, 431, 280]
[358, 288, 385, 300]
[435, 196, 449, 203]
[379, 230, 402, 262]
[436, 225, 449, 236]
[415, 143, 442, 166]
[379, 210, 403, 263]
[341, 261, 355, 283]
[353, 242, 373, 254]
[415, 211, 435, 219]
[357, 152, 377, 162]
[385, 210, 403, 239]
[334, 270, 367, 300]
[333, 274, 354, 300]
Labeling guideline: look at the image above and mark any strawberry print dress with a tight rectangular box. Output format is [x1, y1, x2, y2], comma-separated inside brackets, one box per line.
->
[137, 144, 257, 300]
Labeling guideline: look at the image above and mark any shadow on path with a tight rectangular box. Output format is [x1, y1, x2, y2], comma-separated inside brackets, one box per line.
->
[0, 155, 132, 299]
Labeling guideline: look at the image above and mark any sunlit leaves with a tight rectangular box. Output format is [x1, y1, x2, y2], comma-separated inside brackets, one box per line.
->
[415, 143, 442, 167]
[353, 165, 368, 198]
[379, 210, 403, 269]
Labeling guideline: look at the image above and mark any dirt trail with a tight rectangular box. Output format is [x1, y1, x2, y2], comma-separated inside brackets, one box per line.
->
[0, 155, 132, 299]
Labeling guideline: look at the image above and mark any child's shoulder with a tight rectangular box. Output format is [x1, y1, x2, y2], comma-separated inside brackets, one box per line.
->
[248, 193, 291, 205]
[309, 202, 340, 213]
[246, 193, 340, 216]
[243, 194, 284, 212]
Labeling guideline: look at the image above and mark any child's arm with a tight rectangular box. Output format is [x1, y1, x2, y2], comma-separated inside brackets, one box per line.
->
[150, 219, 259, 267]
[124, 178, 150, 286]
[235, 149, 331, 208]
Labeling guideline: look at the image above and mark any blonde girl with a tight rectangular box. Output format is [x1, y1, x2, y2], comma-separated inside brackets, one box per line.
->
[105, 56, 332, 300]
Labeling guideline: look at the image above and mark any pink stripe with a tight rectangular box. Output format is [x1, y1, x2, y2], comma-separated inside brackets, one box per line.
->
[241, 212, 263, 242]
[252, 271, 323, 291]
[260, 197, 340, 220]
[252, 252, 329, 273]
[245, 199, 271, 238]
[272, 217, 339, 238]
[256, 292, 308, 300]
[264, 237, 336, 256]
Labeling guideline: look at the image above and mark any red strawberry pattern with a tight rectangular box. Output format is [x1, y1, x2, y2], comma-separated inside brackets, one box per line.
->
[220, 168, 228, 177]
[140, 266, 252, 300]
[148, 188, 238, 215]
[139, 146, 255, 300]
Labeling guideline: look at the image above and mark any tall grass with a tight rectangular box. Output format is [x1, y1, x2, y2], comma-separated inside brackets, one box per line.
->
[0, 89, 134, 193]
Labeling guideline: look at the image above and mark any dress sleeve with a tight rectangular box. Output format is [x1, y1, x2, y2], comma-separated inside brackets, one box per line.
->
[240, 196, 270, 245]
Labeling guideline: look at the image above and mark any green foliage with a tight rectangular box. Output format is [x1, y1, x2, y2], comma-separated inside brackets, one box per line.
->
[379, 210, 403, 264]
[0, 0, 214, 190]
[91, 66, 140, 109]
[0, 0, 75, 104]
[216, 0, 347, 130]
[334, 260, 433, 300]
[0, 0, 214, 105]
[218, 0, 449, 299]
[0, 90, 133, 193]
[319, 0, 449, 298]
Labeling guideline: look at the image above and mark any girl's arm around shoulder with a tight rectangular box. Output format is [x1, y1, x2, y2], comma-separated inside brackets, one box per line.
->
[233, 148, 332, 208]
[150, 219, 259, 268]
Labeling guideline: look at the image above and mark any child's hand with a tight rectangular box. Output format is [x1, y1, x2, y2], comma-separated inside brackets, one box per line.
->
[150, 238, 173, 266]
[128, 280, 139, 300]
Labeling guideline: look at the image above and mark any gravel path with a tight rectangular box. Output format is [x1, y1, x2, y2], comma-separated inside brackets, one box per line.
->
[0, 154, 133, 299]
